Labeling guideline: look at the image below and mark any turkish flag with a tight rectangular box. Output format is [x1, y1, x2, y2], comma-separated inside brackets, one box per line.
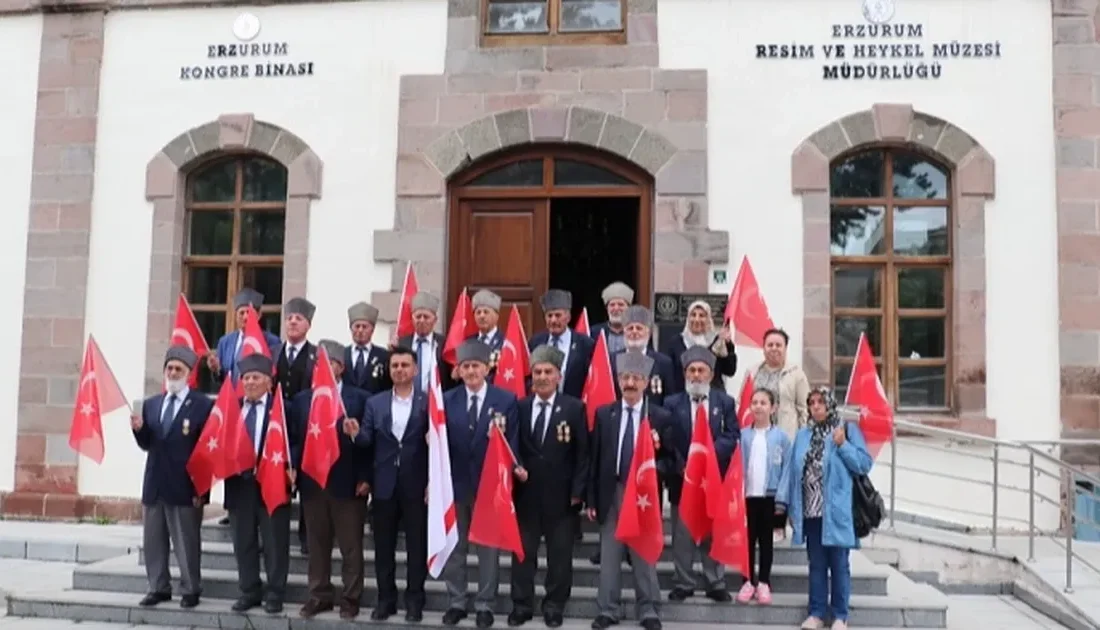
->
[171, 294, 210, 388]
[574, 307, 590, 336]
[442, 289, 478, 365]
[234, 306, 273, 397]
[845, 332, 894, 458]
[615, 417, 664, 565]
[679, 405, 725, 544]
[396, 264, 420, 339]
[581, 331, 616, 432]
[737, 372, 755, 429]
[710, 448, 750, 574]
[495, 305, 530, 398]
[724, 256, 775, 349]
[69, 335, 128, 464]
[302, 346, 345, 488]
[468, 423, 524, 560]
[186, 378, 254, 495]
[257, 385, 291, 514]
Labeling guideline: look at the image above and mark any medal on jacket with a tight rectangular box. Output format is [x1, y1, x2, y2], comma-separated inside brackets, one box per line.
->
[650, 375, 663, 394]
[491, 410, 506, 433]
[371, 359, 384, 378]
[489, 349, 500, 370]
[182, 419, 190, 436]
[557, 420, 570, 443]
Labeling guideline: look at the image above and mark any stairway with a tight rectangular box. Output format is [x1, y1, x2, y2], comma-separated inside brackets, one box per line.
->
[5, 505, 949, 628]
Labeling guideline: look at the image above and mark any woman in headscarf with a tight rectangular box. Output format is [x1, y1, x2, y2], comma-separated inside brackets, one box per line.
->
[779, 387, 873, 630]
[665, 300, 737, 392]
[751, 329, 811, 440]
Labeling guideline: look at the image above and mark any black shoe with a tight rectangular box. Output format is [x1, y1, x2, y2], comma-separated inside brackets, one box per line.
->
[264, 599, 284, 614]
[590, 551, 601, 565]
[300, 543, 309, 555]
[218, 515, 229, 525]
[705, 589, 731, 602]
[231, 597, 260, 612]
[640, 619, 661, 630]
[667, 588, 692, 602]
[139, 592, 170, 607]
[443, 608, 468, 626]
[544, 612, 564, 627]
[507, 611, 532, 626]
[407, 608, 424, 622]
[179, 594, 199, 609]
[476, 611, 494, 628]
[591, 615, 617, 629]
[372, 604, 398, 621]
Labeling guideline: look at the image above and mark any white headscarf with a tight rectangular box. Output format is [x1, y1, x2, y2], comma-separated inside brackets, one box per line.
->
[681, 300, 718, 349]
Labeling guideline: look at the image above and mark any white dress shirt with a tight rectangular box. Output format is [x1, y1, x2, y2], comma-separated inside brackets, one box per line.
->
[549, 329, 573, 388]
[159, 386, 189, 428]
[415, 335, 437, 389]
[748, 427, 769, 497]
[391, 390, 414, 440]
[243, 394, 268, 454]
[465, 382, 488, 419]
[617, 399, 643, 472]
[531, 392, 556, 442]
[285, 340, 305, 362]
[478, 328, 499, 344]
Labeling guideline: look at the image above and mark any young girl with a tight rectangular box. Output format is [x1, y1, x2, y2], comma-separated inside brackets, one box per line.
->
[736, 388, 792, 605]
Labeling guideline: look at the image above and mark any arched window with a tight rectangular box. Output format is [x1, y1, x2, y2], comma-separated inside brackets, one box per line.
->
[184, 155, 287, 391]
[829, 148, 951, 410]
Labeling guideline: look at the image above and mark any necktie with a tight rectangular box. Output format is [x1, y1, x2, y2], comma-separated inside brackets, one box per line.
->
[533, 401, 548, 447]
[551, 335, 561, 348]
[288, 345, 298, 364]
[480, 333, 488, 344]
[244, 401, 259, 453]
[160, 394, 177, 438]
[467, 394, 479, 433]
[354, 347, 367, 381]
[416, 338, 427, 390]
[619, 406, 635, 479]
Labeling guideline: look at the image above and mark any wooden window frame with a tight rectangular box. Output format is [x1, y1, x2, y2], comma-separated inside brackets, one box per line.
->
[182, 155, 287, 342]
[829, 147, 953, 412]
[480, 0, 627, 48]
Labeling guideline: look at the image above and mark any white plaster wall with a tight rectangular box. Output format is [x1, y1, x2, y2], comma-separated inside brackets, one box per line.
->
[0, 15, 43, 493]
[666, 0, 1058, 441]
[80, 0, 446, 497]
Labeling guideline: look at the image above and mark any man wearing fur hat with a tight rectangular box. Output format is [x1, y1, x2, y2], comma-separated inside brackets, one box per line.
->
[131, 345, 214, 609]
[468, 289, 506, 384]
[527, 289, 595, 399]
[589, 281, 635, 354]
[398, 291, 457, 392]
[587, 351, 674, 630]
[344, 302, 392, 395]
[661, 346, 739, 603]
[508, 344, 588, 628]
[609, 305, 678, 408]
[207, 288, 281, 387]
[441, 339, 522, 628]
[275, 296, 318, 554]
[225, 354, 296, 614]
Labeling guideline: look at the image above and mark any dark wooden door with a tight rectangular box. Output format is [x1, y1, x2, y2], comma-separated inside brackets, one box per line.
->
[447, 198, 549, 335]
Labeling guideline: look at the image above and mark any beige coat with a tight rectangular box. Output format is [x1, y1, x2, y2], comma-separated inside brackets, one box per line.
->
[753, 361, 811, 440]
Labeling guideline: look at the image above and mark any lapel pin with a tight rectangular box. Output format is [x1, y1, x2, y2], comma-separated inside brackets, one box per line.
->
[182, 419, 190, 435]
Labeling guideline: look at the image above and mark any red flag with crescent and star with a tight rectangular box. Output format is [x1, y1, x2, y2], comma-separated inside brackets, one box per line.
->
[737, 372, 755, 429]
[396, 264, 420, 340]
[710, 447, 750, 573]
[257, 384, 291, 514]
[615, 417, 664, 565]
[302, 346, 345, 488]
[69, 335, 129, 464]
[494, 305, 530, 399]
[234, 305, 273, 397]
[574, 307, 590, 336]
[468, 423, 524, 560]
[171, 293, 210, 388]
[442, 288, 477, 365]
[845, 332, 894, 458]
[581, 331, 615, 432]
[679, 405, 724, 544]
[186, 378, 253, 496]
[724, 256, 776, 348]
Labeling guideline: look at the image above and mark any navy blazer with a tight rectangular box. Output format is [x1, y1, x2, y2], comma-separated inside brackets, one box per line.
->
[133, 390, 214, 507]
[343, 343, 392, 395]
[442, 384, 520, 505]
[661, 390, 740, 504]
[466, 330, 505, 385]
[663, 334, 738, 392]
[527, 331, 595, 399]
[215, 329, 281, 386]
[357, 388, 431, 501]
[399, 332, 458, 392]
[514, 394, 589, 519]
[289, 385, 370, 501]
[586, 400, 674, 524]
[223, 395, 293, 511]
[610, 347, 679, 407]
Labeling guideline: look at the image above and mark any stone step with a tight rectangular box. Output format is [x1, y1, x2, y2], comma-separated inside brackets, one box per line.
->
[67, 554, 948, 627]
[138, 542, 888, 595]
[280, 503, 675, 530]
[5, 589, 947, 630]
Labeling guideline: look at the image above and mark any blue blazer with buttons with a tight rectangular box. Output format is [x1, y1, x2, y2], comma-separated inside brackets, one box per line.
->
[215, 329, 281, 385]
[740, 424, 792, 504]
[661, 389, 739, 505]
[357, 389, 431, 502]
[442, 384, 520, 505]
[133, 390, 214, 507]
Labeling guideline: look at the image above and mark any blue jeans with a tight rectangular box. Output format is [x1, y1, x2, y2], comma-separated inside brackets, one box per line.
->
[804, 517, 851, 621]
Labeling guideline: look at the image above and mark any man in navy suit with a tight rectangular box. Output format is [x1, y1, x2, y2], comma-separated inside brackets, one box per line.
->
[468, 289, 505, 384]
[225, 353, 295, 614]
[290, 340, 370, 620]
[206, 288, 281, 387]
[661, 346, 739, 603]
[508, 345, 589, 628]
[610, 305, 678, 407]
[344, 302, 391, 395]
[527, 289, 595, 399]
[586, 351, 673, 630]
[131, 345, 213, 609]
[588, 281, 634, 355]
[399, 291, 458, 392]
[441, 340, 522, 628]
[347, 345, 431, 622]
[274, 296, 317, 555]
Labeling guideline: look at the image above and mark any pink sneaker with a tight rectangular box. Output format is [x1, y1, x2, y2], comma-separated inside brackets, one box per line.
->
[755, 583, 772, 604]
[735, 582, 755, 603]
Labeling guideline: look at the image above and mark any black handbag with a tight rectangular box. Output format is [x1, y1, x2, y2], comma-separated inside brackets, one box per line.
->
[844, 423, 885, 538]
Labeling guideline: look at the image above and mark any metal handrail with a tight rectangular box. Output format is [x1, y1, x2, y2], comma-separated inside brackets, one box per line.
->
[850, 412, 1100, 594]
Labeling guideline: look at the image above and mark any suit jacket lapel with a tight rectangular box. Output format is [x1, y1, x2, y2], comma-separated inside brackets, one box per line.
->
[609, 405, 622, 458]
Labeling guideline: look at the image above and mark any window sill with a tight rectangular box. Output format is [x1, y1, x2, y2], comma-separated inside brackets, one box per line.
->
[480, 30, 626, 48]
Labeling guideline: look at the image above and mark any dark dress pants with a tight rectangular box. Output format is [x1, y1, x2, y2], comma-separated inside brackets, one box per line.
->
[373, 489, 429, 611]
[511, 508, 576, 615]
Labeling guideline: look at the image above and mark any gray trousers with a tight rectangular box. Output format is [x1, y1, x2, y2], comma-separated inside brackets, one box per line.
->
[442, 501, 500, 613]
[143, 502, 203, 597]
[670, 509, 725, 591]
[596, 485, 661, 621]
